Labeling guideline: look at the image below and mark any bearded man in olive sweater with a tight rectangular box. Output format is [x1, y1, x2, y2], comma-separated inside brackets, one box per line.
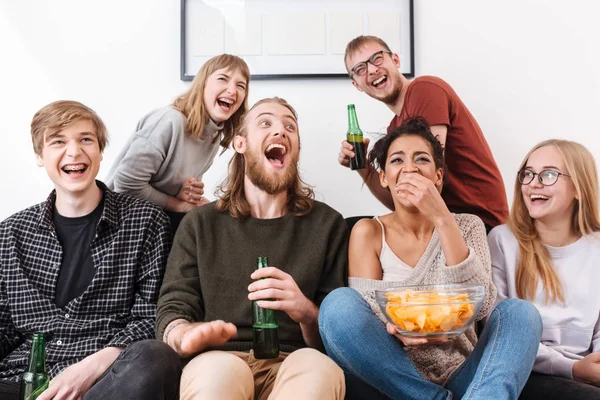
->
[156, 97, 348, 400]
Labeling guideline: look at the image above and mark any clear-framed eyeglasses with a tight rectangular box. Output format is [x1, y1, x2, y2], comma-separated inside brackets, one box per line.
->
[517, 169, 571, 186]
[350, 50, 393, 78]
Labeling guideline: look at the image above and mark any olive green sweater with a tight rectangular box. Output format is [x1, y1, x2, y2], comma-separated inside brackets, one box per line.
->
[156, 201, 348, 352]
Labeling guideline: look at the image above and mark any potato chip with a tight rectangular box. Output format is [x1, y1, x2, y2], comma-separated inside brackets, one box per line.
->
[384, 290, 476, 334]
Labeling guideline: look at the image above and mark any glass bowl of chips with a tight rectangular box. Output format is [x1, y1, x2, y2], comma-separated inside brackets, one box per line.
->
[375, 284, 485, 338]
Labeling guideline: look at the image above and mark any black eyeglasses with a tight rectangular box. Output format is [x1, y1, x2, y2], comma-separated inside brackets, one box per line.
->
[517, 169, 571, 186]
[350, 50, 393, 78]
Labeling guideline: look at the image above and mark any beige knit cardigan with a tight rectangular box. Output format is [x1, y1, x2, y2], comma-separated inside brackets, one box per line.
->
[349, 213, 497, 385]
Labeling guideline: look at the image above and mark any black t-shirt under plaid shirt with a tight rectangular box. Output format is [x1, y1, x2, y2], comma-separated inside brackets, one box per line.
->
[0, 181, 172, 381]
[53, 195, 103, 308]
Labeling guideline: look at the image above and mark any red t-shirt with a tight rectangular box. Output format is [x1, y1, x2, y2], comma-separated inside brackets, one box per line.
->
[388, 76, 508, 228]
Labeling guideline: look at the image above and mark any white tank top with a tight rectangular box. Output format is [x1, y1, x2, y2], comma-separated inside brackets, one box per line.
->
[374, 216, 414, 282]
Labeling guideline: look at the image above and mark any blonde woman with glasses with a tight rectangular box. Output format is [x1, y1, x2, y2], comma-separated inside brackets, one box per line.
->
[489, 139, 600, 399]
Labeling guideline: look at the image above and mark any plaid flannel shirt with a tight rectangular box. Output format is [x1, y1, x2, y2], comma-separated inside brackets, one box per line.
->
[0, 182, 171, 381]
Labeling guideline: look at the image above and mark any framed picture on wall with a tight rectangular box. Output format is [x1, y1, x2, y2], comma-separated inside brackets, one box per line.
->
[180, 0, 414, 80]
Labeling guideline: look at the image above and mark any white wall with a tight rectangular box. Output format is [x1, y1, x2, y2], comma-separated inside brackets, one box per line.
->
[1, 0, 599, 221]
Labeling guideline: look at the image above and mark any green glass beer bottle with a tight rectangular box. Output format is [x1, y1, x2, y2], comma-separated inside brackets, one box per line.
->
[252, 256, 280, 359]
[347, 104, 366, 170]
[19, 333, 49, 400]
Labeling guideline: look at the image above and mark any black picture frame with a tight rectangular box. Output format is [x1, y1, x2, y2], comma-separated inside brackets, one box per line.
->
[180, 0, 414, 81]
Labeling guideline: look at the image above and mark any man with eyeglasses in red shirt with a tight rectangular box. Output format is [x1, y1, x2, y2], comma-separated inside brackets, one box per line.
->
[338, 35, 508, 232]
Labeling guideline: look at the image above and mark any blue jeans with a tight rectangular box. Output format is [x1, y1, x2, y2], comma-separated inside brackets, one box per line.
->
[319, 287, 542, 400]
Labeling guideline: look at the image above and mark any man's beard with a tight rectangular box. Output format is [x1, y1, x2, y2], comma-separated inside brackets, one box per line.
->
[373, 74, 402, 105]
[245, 149, 298, 195]
[381, 86, 401, 105]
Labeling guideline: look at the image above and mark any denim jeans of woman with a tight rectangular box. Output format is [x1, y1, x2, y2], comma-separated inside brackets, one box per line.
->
[319, 288, 542, 400]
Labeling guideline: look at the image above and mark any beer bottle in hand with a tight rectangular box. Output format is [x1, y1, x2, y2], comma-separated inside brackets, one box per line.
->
[347, 104, 366, 170]
[252, 256, 280, 359]
[19, 332, 49, 400]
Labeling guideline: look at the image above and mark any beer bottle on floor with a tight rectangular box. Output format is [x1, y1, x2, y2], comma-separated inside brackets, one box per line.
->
[252, 256, 280, 359]
[20, 332, 49, 400]
[347, 104, 366, 170]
